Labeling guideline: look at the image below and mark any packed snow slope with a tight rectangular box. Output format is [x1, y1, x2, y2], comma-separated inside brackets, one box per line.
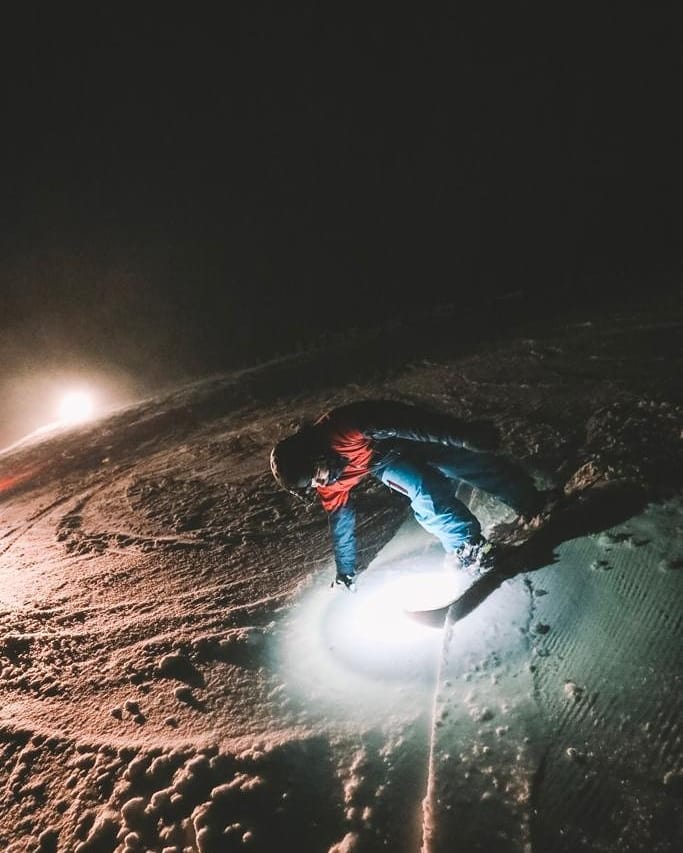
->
[0, 297, 681, 852]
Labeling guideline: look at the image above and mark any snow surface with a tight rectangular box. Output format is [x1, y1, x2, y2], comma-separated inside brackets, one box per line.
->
[0, 300, 681, 852]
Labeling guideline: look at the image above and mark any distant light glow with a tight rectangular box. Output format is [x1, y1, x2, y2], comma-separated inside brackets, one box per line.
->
[57, 390, 95, 424]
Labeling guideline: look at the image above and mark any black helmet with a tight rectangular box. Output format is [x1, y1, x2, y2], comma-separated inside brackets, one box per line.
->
[270, 430, 315, 491]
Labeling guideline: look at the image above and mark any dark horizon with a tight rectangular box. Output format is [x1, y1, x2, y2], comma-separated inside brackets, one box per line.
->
[1, 5, 681, 446]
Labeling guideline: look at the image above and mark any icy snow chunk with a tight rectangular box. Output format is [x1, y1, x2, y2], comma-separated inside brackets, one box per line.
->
[121, 796, 147, 827]
[469, 705, 494, 722]
[658, 557, 683, 573]
[564, 681, 585, 702]
[663, 769, 683, 791]
[566, 747, 586, 763]
[157, 651, 198, 681]
[38, 827, 60, 850]
[74, 809, 120, 851]
[173, 685, 194, 704]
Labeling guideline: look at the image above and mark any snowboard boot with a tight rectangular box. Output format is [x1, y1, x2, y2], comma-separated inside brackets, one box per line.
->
[445, 537, 498, 579]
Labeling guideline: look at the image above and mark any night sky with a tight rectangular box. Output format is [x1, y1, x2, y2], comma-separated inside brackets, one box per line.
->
[1, 5, 681, 442]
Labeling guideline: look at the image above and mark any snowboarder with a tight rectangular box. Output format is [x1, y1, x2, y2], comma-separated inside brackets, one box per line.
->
[270, 400, 558, 590]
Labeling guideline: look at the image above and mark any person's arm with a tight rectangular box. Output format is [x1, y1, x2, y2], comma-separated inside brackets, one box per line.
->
[348, 400, 499, 452]
[329, 502, 357, 578]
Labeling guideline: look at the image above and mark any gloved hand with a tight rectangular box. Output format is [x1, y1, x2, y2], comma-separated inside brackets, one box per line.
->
[333, 572, 357, 592]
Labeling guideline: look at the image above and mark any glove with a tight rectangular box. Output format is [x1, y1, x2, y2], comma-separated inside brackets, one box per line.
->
[333, 572, 357, 592]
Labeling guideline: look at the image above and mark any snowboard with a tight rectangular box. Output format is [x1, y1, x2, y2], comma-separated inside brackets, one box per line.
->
[404, 478, 644, 628]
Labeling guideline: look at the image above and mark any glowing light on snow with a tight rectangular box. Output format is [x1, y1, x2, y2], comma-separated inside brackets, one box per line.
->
[57, 390, 95, 424]
[277, 548, 469, 717]
[340, 570, 463, 646]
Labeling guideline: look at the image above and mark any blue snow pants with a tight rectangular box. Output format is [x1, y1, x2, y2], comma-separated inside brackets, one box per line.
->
[375, 444, 542, 553]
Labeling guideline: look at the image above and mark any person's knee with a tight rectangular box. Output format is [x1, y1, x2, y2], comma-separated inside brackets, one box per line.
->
[423, 472, 456, 507]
